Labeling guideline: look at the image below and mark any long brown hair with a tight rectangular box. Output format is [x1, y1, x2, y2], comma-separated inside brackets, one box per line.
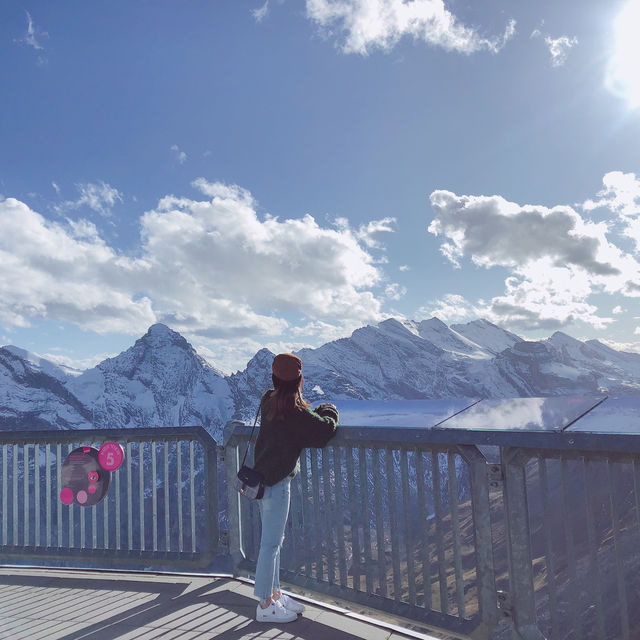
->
[264, 374, 310, 421]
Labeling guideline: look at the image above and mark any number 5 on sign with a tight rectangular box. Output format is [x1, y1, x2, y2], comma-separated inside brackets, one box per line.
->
[98, 442, 124, 471]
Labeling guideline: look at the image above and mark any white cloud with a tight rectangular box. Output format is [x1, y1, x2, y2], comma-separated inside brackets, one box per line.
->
[171, 144, 187, 164]
[429, 190, 620, 275]
[384, 283, 406, 300]
[55, 181, 123, 217]
[337, 216, 396, 249]
[21, 11, 46, 51]
[305, 0, 515, 56]
[531, 28, 578, 67]
[613, 305, 624, 314]
[51, 182, 61, 195]
[598, 337, 640, 354]
[0, 182, 393, 362]
[427, 183, 640, 331]
[582, 171, 640, 251]
[544, 35, 578, 67]
[252, 1, 270, 22]
[418, 293, 483, 324]
[399, 264, 409, 272]
[0, 198, 155, 334]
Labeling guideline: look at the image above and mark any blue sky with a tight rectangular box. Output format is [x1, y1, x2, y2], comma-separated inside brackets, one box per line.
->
[1, 0, 640, 373]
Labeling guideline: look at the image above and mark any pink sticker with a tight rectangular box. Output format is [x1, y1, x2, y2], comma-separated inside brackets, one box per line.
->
[99, 442, 124, 471]
[88, 470, 99, 483]
[77, 490, 88, 504]
[60, 488, 74, 505]
[88, 485, 97, 494]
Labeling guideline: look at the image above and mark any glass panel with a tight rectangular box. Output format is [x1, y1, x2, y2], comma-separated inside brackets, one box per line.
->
[433, 396, 604, 432]
[566, 396, 640, 434]
[337, 398, 478, 428]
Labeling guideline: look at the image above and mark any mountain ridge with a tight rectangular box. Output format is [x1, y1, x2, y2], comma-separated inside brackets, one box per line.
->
[2, 318, 640, 441]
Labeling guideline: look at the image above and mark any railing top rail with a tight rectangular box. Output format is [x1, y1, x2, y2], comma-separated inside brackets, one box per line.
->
[0, 425, 218, 448]
[227, 422, 640, 454]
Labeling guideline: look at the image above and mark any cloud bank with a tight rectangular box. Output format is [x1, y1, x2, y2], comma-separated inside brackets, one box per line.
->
[0, 181, 396, 354]
[427, 180, 640, 331]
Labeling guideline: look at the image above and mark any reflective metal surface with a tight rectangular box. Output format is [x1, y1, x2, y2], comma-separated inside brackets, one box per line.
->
[336, 398, 478, 428]
[433, 396, 605, 432]
[566, 396, 640, 433]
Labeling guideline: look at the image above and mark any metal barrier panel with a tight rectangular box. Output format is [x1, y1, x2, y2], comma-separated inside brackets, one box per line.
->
[226, 427, 497, 639]
[0, 427, 219, 569]
[513, 449, 640, 640]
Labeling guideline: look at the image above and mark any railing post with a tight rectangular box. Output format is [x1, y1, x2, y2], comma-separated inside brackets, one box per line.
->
[502, 447, 547, 640]
[205, 440, 219, 558]
[224, 423, 246, 570]
[457, 445, 498, 639]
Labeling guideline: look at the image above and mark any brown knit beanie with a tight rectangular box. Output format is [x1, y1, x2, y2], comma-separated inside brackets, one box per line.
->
[272, 353, 302, 381]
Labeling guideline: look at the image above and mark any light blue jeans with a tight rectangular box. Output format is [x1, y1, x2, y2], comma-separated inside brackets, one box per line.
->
[253, 476, 291, 601]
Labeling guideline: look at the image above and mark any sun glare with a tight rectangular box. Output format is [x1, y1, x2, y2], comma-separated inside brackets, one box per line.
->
[608, 0, 640, 108]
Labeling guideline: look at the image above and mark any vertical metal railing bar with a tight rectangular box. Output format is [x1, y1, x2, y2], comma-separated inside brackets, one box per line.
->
[45, 443, 51, 547]
[634, 458, 640, 535]
[432, 451, 447, 614]
[372, 448, 387, 598]
[69, 444, 75, 548]
[448, 452, 465, 619]
[539, 456, 560, 639]
[359, 446, 374, 596]
[13, 444, 19, 545]
[126, 442, 133, 551]
[607, 459, 630, 640]
[92, 502, 97, 550]
[386, 447, 402, 601]
[80, 488, 86, 549]
[151, 442, 157, 552]
[56, 443, 62, 547]
[103, 472, 109, 549]
[561, 457, 580, 639]
[3, 444, 8, 545]
[164, 441, 170, 552]
[322, 447, 336, 584]
[416, 450, 431, 611]
[115, 451, 122, 551]
[139, 442, 145, 551]
[400, 448, 416, 607]
[299, 451, 312, 578]
[310, 448, 323, 581]
[34, 444, 40, 547]
[583, 458, 606, 640]
[177, 441, 183, 553]
[23, 443, 30, 546]
[346, 446, 361, 591]
[333, 446, 348, 588]
[189, 440, 196, 553]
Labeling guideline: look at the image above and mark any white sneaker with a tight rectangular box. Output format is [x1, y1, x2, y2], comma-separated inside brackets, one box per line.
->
[256, 600, 298, 623]
[278, 593, 305, 613]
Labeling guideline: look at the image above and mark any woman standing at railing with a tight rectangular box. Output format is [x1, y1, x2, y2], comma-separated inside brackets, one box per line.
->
[252, 352, 338, 623]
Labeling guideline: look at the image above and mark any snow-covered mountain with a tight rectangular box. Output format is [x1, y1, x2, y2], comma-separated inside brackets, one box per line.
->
[2, 318, 640, 440]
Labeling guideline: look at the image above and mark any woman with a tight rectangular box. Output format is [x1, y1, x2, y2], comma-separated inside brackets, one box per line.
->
[252, 352, 338, 623]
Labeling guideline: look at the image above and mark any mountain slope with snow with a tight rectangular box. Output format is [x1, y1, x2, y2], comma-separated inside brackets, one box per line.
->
[2, 318, 640, 438]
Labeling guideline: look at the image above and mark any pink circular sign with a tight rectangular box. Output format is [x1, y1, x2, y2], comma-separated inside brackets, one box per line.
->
[98, 442, 124, 471]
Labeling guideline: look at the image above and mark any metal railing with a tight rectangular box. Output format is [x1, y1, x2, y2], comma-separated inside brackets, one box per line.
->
[2, 421, 640, 639]
[225, 424, 640, 640]
[0, 427, 219, 569]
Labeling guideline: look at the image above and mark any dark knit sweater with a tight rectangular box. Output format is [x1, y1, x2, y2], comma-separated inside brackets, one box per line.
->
[252, 391, 338, 487]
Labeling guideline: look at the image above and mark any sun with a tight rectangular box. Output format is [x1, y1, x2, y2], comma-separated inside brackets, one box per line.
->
[607, 0, 640, 108]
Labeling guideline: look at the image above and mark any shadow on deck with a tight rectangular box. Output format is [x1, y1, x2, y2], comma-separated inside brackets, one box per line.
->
[0, 568, 447, 640]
